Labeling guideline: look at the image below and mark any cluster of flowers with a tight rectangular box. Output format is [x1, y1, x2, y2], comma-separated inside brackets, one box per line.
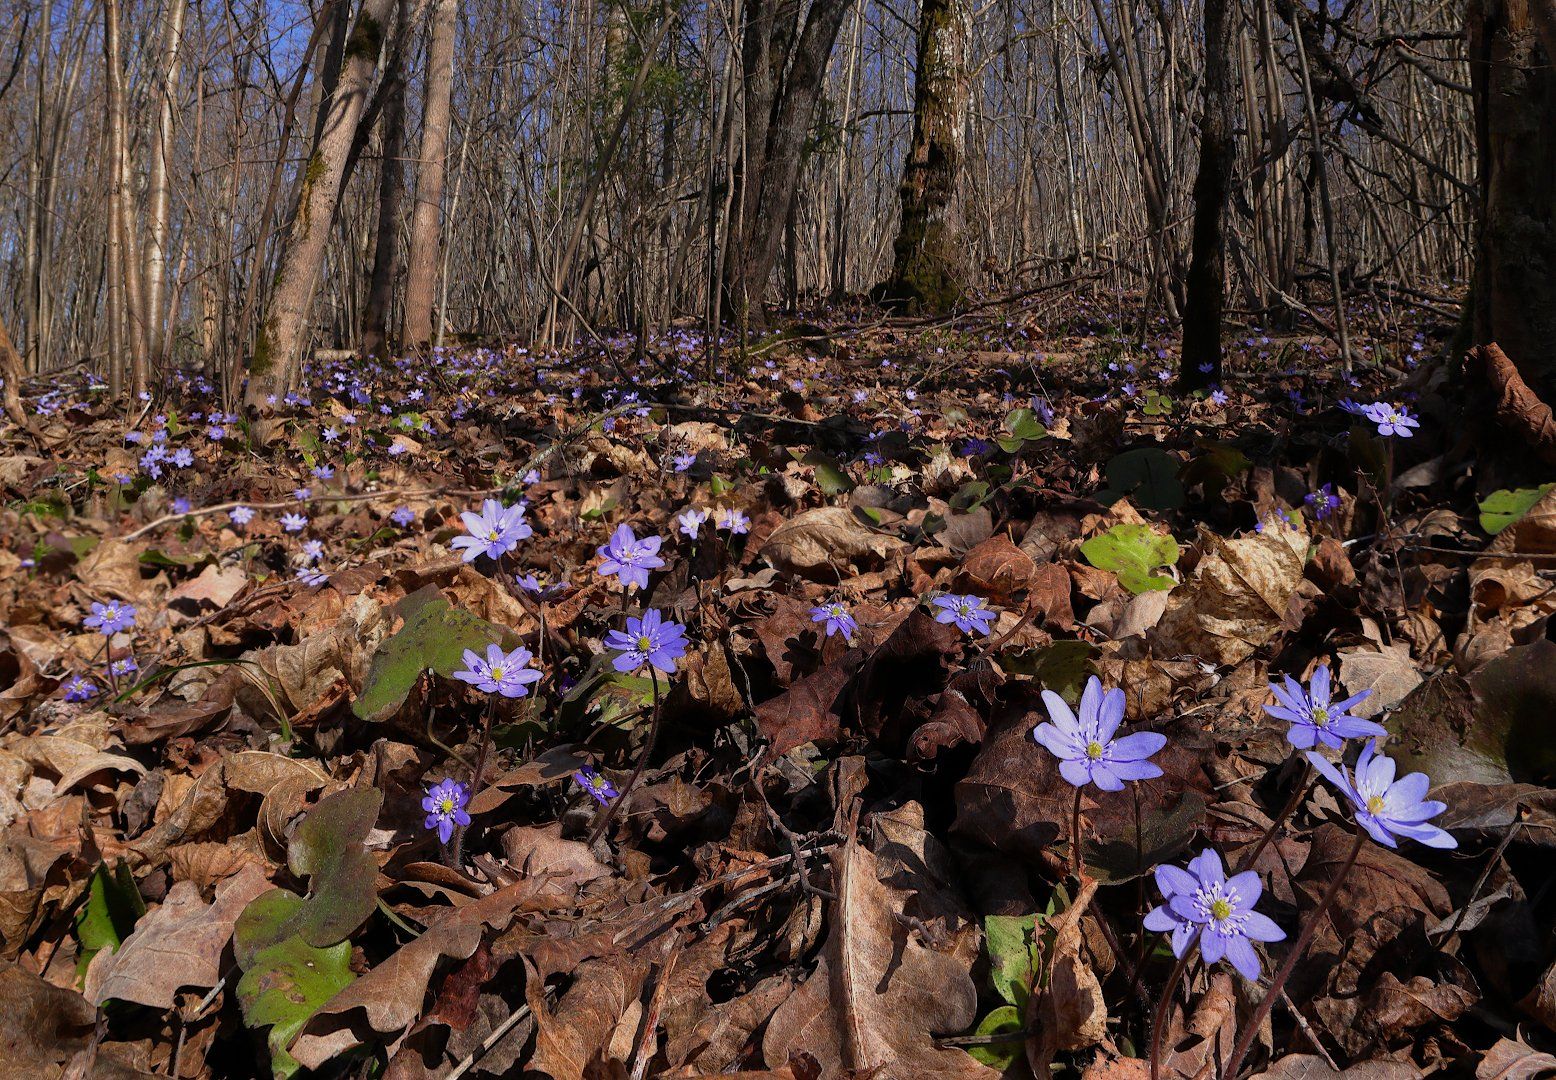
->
[1034, 665, 1453, 982]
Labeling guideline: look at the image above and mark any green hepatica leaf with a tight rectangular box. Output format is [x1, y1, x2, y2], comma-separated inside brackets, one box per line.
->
[1098, 447, 1185, 511]
[233, 789, 381, 1077]
[353, 585, 513, 721]
[1478, 483, 1555, 535]
[998, 639, 1098, 702]
[75, 860, 145, 978]
[801, 449, 854, 494]
[985, 913, 1042, 1008]
[237, 935, 354, 1080]
[1080, 523, 1179, 594]
[967, 1005, 1024, 1069]
[235, 888, 309, 967]
[287, 786, 383, 947]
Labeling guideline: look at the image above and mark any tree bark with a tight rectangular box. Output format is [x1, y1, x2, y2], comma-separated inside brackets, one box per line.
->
[401, 0, 457, 348]
[363, 0, 413, 357]
[1468, 0, 1556, 403]
[1179, 0, 1235, 388]
[876, 0, 972, 314]
[0, 311, 30, 433]
[248, 0, 398, 409]
[723, 0, 853, 323]
[144, 0, 187, 371]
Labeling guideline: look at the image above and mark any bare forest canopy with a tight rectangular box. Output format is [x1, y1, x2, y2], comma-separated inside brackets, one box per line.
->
[0, 0, 1505, 403]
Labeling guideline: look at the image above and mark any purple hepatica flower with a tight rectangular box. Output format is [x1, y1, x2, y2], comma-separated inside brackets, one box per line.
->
[810, 601, 857, 641]
[677, 508, 708, 539]
[671, 452, 697, 473]
[1146, 848, 1286, 981]
[85, 601, 137, 636]
[1264, 664, 1383, 751]
[422, 779, 471, 844]
[281, 512, 308, 533]
[296, 566, 329, 588]
[391, 506, 417, 527]
[451, 499, 531, 562]
[1363, 401, 1420, 438]
[960, 438, 993, 458]
[453, 643, 543, 698]
[1307, 740, 1457, 850]
[1210, 389, 1229, 406]
[62, 675, 99, 702]
[717, 508, 751, 535]
[1032, 676, 1167, 791]
[575, 766, 619, 805]
[596, 524, 665, 591]
[229, 505, 255, 527]
[604, 608, 688, 675]
[1305, 483, 1341, 521]
[932, 593, 997, 636]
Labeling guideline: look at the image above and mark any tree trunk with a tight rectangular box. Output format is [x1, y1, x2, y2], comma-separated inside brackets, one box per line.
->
[723, 0, 853, 323]
[249, 0, 398, 408]
[144, 0, 187, 371]
[1179, 0, 1235, 388]
[1468, 0, 1556, 403]
[363, 0, 413, 357]
[876, 0, 972, 314]
[0, 311, 30, 433]
[401, 0, 457, 348]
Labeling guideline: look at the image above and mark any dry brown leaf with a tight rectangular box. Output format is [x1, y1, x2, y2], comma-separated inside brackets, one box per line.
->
[1152, 525, 1307, 666]
[760, 506, 905, 579]
[761, 817, 994, 1078]
[290, 876, 549, 1069]
[85, 862, 272, 1008]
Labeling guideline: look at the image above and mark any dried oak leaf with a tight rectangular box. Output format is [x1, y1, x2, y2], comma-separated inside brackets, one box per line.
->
[845, 608, 962, 754]
[85, 862, 272, 1008]
[1026, 878, 1106, 1078]
[523, 951, 650, 1080]
[0, 962, 99, 1080]
[1152, 525, 1307, 666]
[761, 812, 994, 1078]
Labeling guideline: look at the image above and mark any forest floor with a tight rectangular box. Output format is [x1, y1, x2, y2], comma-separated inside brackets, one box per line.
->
[3, 289, 1555, 1080]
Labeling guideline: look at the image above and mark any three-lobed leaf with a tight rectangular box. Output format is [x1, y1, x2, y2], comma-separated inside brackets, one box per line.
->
[1080, 523, 1180, 593]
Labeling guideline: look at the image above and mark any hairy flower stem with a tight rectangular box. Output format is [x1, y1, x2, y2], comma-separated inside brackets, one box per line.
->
[1071, 785, 1086, 881]
[453, 694, 499, 868]
[1206, 827, 1366, 1080]
[1148, 763, 1314, 1080]
[587, 668, 661, 847]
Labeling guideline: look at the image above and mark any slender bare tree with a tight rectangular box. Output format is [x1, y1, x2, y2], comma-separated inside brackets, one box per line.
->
[401, 0, 457, 348]
[248, 0, 399, 409]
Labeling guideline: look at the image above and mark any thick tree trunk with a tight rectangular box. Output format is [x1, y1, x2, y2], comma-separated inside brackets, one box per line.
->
[723, 0, 853, 323]
[1468, 0, 1556, 403]
[401, 0, 457, 348]
[248, 0, 398, 409]
[877, 0, 972, 315]
[1179, 0, 1235, 389]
